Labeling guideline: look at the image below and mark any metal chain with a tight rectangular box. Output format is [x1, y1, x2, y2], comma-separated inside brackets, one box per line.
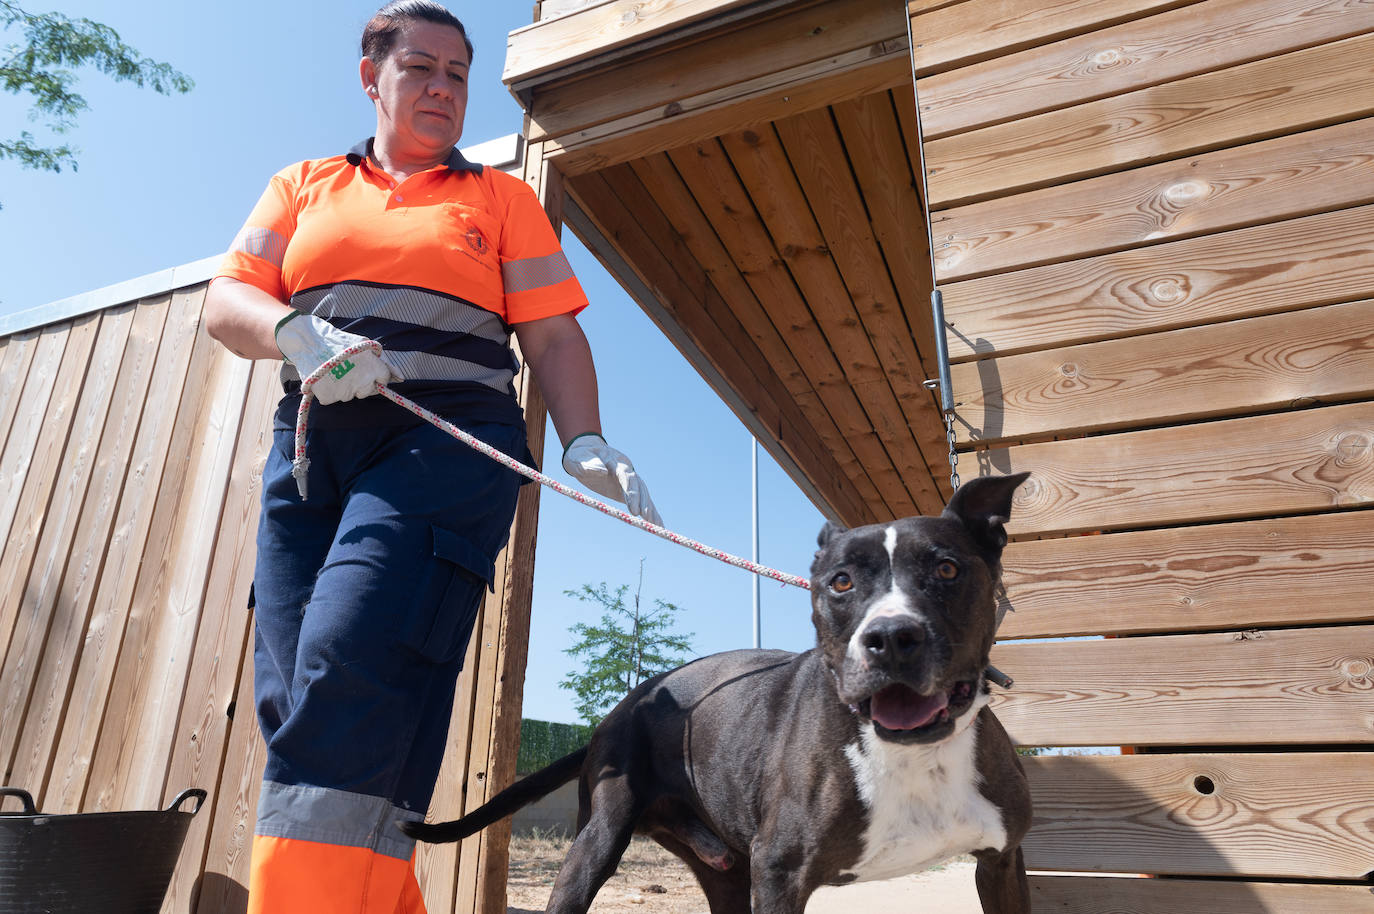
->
[924, 377, 962, 494]
[944, 412, 960, 492]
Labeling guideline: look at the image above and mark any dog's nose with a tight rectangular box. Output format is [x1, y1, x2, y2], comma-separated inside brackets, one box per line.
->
[860, 617, 926, 664]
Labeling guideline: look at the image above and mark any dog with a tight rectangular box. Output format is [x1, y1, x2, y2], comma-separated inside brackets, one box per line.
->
[403, 472, 1032, 913]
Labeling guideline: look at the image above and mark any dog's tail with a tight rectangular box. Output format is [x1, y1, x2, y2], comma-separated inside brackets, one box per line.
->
[400, 745, 587, 844]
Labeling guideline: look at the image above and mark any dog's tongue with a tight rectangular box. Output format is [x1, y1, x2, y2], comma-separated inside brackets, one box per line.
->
[870, 684, 949, 731]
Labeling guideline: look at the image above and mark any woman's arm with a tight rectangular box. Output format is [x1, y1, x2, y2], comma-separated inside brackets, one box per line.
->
[204, 276, 294, 360]
[512, 312, 602, 449]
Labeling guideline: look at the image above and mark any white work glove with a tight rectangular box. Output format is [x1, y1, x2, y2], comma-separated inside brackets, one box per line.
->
[562, 433, 663, 526]
[275, 311, 402, 405]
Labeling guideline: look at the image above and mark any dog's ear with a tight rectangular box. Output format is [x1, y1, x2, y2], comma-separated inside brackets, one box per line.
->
[813, 521, 847, 574]
[816, 521, 846, 549]
[942, 472, 1030, 554]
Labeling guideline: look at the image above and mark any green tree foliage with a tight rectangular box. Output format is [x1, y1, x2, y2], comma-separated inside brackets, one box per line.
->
[559, 566, 694, 727]
[1, 1, 193, 175]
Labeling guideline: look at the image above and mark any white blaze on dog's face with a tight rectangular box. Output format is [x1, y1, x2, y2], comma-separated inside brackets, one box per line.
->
[840, 525, 942, 694]
[809, 474, 1029, 745]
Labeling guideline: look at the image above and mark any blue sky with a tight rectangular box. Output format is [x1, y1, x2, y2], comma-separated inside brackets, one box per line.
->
[0, 1, 828, 723]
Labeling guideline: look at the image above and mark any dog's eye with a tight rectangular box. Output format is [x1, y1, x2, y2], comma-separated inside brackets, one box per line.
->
[935, 560, 960, 580]
[830, 573, 853, 593]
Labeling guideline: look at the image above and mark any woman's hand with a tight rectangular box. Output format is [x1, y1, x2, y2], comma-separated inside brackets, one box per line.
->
[274, 312, 402, 404]
[561, 433, 663, 526]
[515, 313, 663, 524]
[205, 277, 400, 404]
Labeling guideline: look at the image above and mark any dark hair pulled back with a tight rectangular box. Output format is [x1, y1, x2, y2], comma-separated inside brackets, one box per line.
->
[361, 1, 473, 65]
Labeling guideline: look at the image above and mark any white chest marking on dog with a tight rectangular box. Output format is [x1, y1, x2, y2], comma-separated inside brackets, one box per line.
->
[840, 696, 1008, 883]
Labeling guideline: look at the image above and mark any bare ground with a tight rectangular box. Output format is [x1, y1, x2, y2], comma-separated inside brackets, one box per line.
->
[506, 834, 982, 914]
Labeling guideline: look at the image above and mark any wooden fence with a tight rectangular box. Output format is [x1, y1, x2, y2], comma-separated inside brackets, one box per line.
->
[907, 0, 1374, 909]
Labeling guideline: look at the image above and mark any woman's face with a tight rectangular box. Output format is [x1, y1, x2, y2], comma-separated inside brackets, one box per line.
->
[361, 19, 470, 162]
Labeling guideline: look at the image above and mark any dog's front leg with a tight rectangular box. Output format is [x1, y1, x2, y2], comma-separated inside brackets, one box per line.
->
[973, 845, 1030, 913]
[748, 856, 805, 914]
[748, 823, 812, 914]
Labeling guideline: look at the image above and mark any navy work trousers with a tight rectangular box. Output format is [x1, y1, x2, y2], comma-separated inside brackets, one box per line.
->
[251, 417, 525, 859]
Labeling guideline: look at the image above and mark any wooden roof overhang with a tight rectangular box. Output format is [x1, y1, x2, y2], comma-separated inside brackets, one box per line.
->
[507, 0, 951, 526]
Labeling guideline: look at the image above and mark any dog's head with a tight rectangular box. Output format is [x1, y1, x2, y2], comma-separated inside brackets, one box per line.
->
[809, 472, 1028, 745]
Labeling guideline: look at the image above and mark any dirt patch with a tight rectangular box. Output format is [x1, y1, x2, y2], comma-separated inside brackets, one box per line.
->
[505, 834, 982, 913]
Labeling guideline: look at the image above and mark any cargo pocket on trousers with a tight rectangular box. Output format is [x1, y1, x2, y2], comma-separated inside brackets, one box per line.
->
[404, 525, 496, 664]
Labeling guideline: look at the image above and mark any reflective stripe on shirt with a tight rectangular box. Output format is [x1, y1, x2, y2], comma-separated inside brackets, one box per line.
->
[282, 282, 518, 394]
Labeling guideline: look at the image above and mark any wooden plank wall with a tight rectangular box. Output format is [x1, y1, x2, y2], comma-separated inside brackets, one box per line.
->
[0, 277, 541, 914]
[909, 0, 1374, 909]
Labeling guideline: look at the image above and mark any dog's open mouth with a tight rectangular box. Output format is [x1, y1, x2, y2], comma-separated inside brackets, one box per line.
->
[858, 680, 977, 739]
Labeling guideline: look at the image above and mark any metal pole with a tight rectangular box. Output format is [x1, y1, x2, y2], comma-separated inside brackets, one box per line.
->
[752, 436, 761, 649]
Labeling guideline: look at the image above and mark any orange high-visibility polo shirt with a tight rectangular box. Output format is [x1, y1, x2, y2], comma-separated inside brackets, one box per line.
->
[217, 139, 587, 423]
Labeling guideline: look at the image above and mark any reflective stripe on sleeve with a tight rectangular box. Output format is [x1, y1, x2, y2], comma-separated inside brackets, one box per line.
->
[501, 251, 574, 294]
[231, 226, 290, 268]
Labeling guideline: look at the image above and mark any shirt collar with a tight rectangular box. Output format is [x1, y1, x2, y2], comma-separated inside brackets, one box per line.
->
[346, 137, 483, 175]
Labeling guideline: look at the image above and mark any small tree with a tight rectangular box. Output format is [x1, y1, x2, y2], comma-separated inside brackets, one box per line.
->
[1, 2, 193, 177]
[560, 561, 694, 726]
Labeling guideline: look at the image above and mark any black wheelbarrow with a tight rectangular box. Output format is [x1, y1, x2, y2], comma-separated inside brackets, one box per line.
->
[0, 786, 207, 914]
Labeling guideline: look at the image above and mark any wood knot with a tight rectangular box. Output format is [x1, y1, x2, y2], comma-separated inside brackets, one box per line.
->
[1340, 658, 1371, 681]
[1148, 276, 1189, 303]
[1012, 476, 1040, 506]
[1059, 362, 1079, 378]
[663, 101, 683, 117]
[1092, 48, 1123, 67]
[1334, 433, 1370, 462]
[935, 246, 964, 271]
[1163, 180, 1210, 205]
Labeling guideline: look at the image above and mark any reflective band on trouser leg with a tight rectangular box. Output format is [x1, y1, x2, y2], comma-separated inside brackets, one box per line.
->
[248, 781, 427, 914]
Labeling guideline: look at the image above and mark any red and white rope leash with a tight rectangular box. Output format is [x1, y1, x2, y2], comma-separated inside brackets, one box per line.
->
[292, 341, 812, 591]
[291, 342, 1013, 689]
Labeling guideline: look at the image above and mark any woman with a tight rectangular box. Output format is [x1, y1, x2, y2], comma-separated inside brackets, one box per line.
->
[205, 3, 660, 911]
